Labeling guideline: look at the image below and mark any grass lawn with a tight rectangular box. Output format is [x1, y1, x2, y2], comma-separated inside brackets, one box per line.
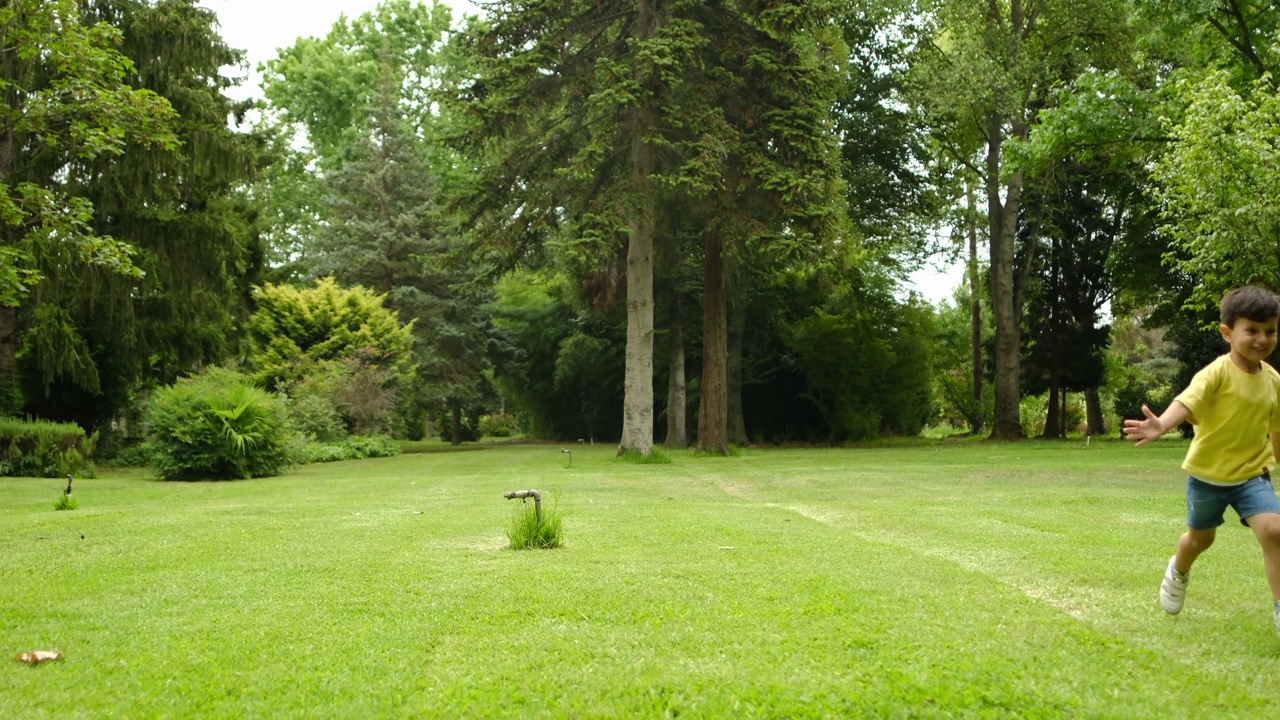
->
[2, 437, 1278, 717]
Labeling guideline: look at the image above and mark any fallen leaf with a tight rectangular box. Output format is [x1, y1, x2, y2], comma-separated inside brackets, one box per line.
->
[14, 650, 62, 665]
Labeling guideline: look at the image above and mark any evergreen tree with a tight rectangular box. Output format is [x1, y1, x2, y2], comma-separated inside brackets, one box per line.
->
[15, 0, 261, 430]
[0, 0, 177, 416]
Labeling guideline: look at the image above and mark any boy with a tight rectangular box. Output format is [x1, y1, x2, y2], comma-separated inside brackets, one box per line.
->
[1124, 286, 1280, 635]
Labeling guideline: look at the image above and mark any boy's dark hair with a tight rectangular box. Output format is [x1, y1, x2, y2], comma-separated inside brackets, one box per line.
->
[1221, 286, 1280, 326]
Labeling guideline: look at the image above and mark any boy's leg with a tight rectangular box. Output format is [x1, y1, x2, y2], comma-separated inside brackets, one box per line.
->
[1246, 512, 1280, 600]
[1175, 527, 1216, 574]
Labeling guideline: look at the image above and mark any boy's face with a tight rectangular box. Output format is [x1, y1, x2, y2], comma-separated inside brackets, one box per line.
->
[1220, 315, 1280, 368]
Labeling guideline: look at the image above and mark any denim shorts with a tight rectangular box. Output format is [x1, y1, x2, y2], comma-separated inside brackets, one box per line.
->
[1186, 472, 1280, 530]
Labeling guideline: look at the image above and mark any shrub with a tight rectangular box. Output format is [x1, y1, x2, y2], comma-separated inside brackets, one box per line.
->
[298, 434, 400, 464]
[286, 391, 346, 443]
[478, 412, 520, 438]
[507, 497, 563, 549]
[0, 418, 96, 478]
[145, 368, 292, 480]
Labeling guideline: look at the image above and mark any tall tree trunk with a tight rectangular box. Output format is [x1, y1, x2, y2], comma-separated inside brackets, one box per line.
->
[698, 228, 729, 455]
[987, 113, 1027, 440]
[617, 0, 657, 456]
[0, 128, 16, 416]
[1042, 381, 1060, 438]
[450, 399, 463, 446]
[727, 290, 747, 446]
[1085, 386, 1106, 435]
[665, 296, 687, 448]
[967, 179, 983, 434]
[0, 304, 16, 417]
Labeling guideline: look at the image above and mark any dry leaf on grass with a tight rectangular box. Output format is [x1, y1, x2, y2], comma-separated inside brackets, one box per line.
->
[14, 650, 62, 665]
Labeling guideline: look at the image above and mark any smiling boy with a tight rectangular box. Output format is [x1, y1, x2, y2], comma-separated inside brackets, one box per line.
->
[1124, 286, 1280, 635]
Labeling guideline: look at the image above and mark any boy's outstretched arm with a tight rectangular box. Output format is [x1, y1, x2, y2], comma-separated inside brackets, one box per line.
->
[1123, 402, 1191, 448]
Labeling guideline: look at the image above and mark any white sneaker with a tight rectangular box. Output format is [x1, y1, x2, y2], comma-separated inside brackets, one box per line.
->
[1160, 555, 1188, 614]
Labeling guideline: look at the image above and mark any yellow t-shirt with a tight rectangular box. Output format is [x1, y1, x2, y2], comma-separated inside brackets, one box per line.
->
[1175, 354, 1280, 485]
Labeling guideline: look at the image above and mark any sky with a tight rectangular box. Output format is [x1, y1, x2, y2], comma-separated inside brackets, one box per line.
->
[195, 0, 963, 303]
[196, 0, 481, 102]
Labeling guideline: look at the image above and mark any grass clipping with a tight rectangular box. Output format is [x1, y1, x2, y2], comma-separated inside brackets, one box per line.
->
[507, 499, 563, 550]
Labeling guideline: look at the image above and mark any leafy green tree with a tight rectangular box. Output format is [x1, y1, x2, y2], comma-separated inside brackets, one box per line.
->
[910, 0, 1132, 439]
[0, 0, 177, 415]
[452, 0, 707, 455]
[256, 0, 455, 266]
[688, 0, 847, 455]
[16, 0, 261, 431]
[488, 271, 625, 442]
[1152, 72, 1280, 307]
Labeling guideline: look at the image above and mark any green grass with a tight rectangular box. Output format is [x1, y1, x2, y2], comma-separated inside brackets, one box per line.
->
[3, 437, 1278, 717]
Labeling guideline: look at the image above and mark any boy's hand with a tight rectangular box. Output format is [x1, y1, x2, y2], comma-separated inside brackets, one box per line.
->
[1123, 404, 1166, 447]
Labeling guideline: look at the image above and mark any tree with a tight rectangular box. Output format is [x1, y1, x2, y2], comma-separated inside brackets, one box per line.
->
[243, 278, 416, 396]
[16, 0, 261, 431]
[1153, 72, 1280, 307]
[256, 0, 455, 268]
[0, 0, 176, 414]
[910, 0, 1132, 439]
[451, 0, 698, 455]
[687, 0, 847, 455]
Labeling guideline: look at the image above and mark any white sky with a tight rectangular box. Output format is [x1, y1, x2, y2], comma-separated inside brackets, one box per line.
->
[196, 0, 961, 302]
[197, 0, 480, 102]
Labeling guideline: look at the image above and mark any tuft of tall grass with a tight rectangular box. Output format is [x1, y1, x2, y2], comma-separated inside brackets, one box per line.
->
[53, 493, 77, 511]
[616, 447, 673, 464]
[506, 499, 563, 549]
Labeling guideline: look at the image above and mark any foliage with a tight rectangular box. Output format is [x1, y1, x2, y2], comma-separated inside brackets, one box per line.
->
[285, 391, 346, 444]
[931, 287, 994, 432]
[299, 435, 399, 464]
[1152, 72, 1280, 310]
[144, 368, 292, 480]
[0, 417, 96, 478]
[477, 412, 520, 438]
[506, 497, 563, 550]
[13, 0, 262, 432]
[773, 267, 936, 443]
[243, 278, 416, 394]
[0, 0, 177, 307]
[53, 492, 77, 511]
[489, 271, 625, 442]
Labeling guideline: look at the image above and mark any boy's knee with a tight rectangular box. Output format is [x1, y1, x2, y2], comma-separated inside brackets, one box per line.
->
[1184, 529, 1216, 551]
[1251, 513, 1280, 545]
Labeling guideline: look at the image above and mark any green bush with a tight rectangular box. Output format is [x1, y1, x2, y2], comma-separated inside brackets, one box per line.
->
[145, 368, 293, 480]
[299, 434, 401, 464]
[478, 412, 520, 438]
[0, 418, 96, 478]
[286, 392, 346, 443]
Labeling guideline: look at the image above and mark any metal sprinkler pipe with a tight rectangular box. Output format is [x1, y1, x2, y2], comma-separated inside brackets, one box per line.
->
[504, 489, 542, 523]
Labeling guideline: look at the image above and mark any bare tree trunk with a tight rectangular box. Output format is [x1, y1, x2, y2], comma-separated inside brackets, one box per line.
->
[1085, 386, 1106, 435]
[697, 228, 730, 455]
[450, 399, 463, 446]
[967, 179, 983, 434]
[0, 304, 16, 416]
[617, 0, 657, 456]
[1042, 382, 1060, 438]
[665, 298, 687, 448]
[987, 113, 1027, 440]
[727, 290, 747, 447]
